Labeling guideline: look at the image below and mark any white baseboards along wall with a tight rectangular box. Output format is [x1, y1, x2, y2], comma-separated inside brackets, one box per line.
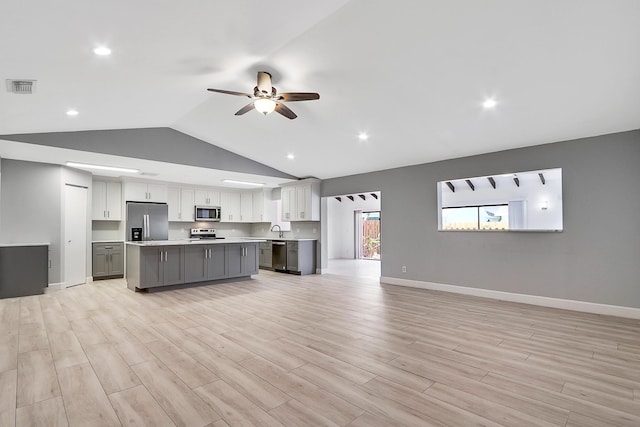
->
[380, 276, 640, 320]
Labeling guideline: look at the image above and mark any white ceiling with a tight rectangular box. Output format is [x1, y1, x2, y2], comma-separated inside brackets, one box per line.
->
[1, 0, 639, 183]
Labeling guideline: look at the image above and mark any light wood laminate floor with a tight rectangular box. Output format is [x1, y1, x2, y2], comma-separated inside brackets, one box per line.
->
[1, 270, 640, 426]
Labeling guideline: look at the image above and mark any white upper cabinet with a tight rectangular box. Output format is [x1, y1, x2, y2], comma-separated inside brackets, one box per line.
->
[281, 186, 295, 221]
[168, 187, 196, 222]
[220, 191, 241, 222]
[252, 189, 272, 223]
[167, 187, 181, 221]
[195, 189, 220, 206]
[124, 181, 167, 203]
[180, 188, 195, 221]
[240, 192, 253, 222]
[92, 181, 122, 221]
[280, 179, 320, 221]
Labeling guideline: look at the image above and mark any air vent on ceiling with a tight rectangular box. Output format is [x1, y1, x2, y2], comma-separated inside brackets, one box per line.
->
[6, 79, 37, 94]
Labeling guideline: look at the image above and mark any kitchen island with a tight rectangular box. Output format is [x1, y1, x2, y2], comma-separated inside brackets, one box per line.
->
[126, 239, 263, 291]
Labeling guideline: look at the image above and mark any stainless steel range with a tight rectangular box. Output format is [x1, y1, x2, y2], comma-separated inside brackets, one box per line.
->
[189, 228, 224, 239]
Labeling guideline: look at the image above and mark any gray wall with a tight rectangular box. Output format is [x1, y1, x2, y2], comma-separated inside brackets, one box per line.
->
[0, 159, 93, 285]
[322, 129, 640, 308]
[0, 160, 62, 283]
[0, 127, 296, 180]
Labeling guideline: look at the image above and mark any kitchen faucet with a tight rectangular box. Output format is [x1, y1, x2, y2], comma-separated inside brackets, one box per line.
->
[270, 224, 284, 238]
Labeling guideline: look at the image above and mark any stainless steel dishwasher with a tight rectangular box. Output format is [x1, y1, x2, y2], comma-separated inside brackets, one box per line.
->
[271, 240, 287, 271]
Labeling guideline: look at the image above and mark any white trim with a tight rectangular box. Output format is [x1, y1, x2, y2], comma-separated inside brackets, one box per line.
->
[47, 282, 66, 291]
[86, 276, 93, 283]
[380, 276, 640, 319]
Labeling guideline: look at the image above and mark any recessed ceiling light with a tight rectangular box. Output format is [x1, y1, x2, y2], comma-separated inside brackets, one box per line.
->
[358, 132, 369, 141]
[222, 179, 265, 186]
[287, 153, 295, 160]
[93, 46, 112, 56]
[66, 109, 79, 116]
[482, 98, 497, 109]
[66, 162, 139, 173]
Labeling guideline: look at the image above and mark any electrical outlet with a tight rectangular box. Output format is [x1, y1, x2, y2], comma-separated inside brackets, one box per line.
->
[402, 265, 407, 273]
[312, 228, 317, 234]
[296, 228, 300, 232]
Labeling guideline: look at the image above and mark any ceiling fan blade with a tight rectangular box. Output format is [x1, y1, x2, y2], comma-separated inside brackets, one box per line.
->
[207, 88, 252, 98]
[277, 92, 320, 102]
[275, 103, 297, 120]
[234, 103, 256, 116]
[256, 71, 272, 95]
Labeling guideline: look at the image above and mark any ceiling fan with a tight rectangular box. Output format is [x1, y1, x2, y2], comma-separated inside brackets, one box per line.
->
[207, 71, 319, 119]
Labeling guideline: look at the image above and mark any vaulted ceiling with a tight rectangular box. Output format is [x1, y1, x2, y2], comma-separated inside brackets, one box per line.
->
[1, 0, 639, 182]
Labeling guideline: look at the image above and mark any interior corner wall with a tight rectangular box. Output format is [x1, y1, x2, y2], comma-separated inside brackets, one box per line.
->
[0, 159, 63, 283]
[321, 129, 640, 309]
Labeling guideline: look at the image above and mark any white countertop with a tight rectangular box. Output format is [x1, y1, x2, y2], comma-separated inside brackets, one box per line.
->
[126, 238, 266, 247]
[0, 242, 50, 247]
[92, 240, 125, 243]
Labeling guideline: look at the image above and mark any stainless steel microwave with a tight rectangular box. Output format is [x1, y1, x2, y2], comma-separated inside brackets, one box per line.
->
[195, 206, 221, 222]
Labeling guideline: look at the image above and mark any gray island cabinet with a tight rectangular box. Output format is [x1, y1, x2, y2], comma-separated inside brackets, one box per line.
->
[126, 239, 261, 291]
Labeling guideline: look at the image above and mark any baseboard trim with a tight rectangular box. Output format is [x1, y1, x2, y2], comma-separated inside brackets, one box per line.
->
[380, 276, 640, 319]
[47, 282, 66, 291]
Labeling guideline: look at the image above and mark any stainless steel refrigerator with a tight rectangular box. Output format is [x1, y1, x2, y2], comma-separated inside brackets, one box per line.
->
[126, 202, 169, 241]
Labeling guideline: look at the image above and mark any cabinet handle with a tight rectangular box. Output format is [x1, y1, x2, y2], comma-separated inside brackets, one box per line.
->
[107, 210, 110, 218]
[49, 259, 52, 268]
[165, 251, 168, 262]
[104, 210, 106, 218]
[209, 248, 212, 258]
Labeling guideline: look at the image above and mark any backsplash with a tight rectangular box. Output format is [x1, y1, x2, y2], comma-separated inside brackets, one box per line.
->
[250, 221, 320, 240]
[169, 222, 252, 240]
[92, 221, 123, 241]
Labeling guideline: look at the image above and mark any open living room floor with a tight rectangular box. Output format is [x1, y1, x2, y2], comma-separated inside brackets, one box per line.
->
[1, 270, 640, 426]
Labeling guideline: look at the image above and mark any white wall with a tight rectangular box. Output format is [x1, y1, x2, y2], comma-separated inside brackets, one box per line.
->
[327, 193, 380, 259]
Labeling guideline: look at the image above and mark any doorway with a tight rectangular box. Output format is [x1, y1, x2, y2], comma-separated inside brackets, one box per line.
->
[64, 184, 87, 287]
[323, 191, 381, 279]
[355, 210, 381, 260]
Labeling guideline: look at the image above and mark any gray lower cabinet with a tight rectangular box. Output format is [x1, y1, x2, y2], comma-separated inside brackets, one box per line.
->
[140, 246, 185, 288]
[228, 243, 259, 278]
[286, 240, 316, 275]
[184, 244, 227, 282]
[259, 241, 272, 269]
[0, 245, 48, 299]
[92, 242, 124, 279]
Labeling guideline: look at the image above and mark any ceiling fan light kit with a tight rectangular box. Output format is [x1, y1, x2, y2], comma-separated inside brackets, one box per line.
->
[254, 98, 276, 115]
[207, 71, 319, 119]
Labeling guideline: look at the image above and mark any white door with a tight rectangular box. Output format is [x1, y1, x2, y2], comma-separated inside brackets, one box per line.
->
[64, 185, 87, 287]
